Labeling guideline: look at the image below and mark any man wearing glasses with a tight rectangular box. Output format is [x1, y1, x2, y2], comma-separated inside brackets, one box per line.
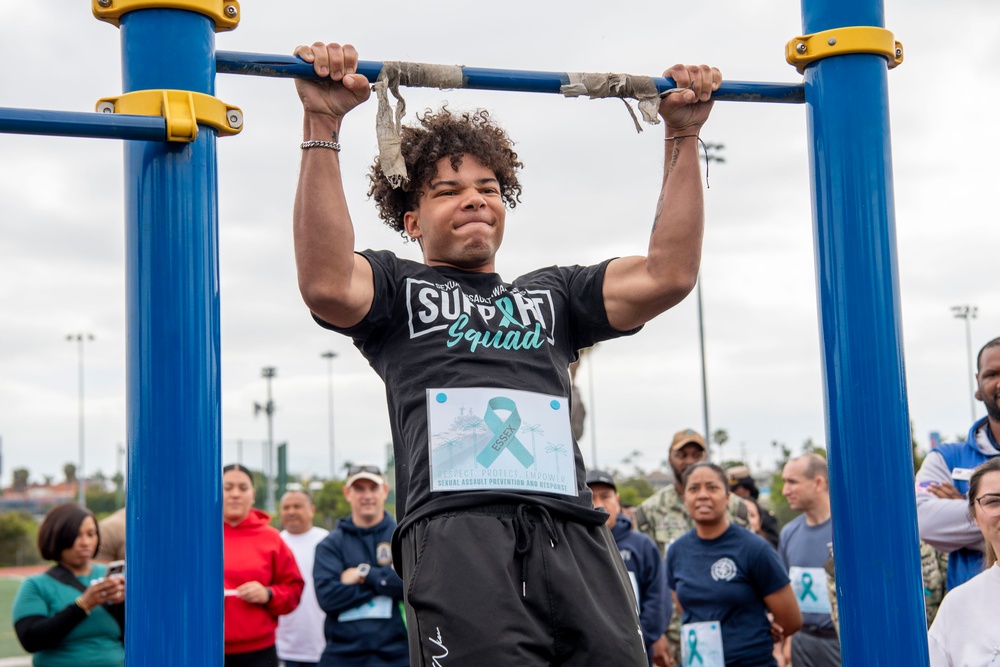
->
[917, 337, 1000, 589]
[312, 465, 408, 667]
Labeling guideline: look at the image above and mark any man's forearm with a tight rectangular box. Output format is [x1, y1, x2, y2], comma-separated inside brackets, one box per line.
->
[915, 495, 983, 552]
[602, 134, 704, 331]
[915, 452, 983, 551]
[294, 112, 353, 276]
[293, 113, 365, 324]
[633, 133, 705, 312]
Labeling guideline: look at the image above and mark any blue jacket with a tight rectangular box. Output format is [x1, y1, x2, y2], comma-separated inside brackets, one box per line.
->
[313, 511, 408, 667]
[934, 417, 1000, 590]
[611, 514, 670, 654]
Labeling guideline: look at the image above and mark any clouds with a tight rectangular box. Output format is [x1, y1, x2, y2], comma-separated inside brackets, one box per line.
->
[0, 1, 997, 484]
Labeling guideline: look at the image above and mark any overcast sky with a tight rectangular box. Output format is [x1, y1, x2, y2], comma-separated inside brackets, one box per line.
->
[1, 1, 998, 487]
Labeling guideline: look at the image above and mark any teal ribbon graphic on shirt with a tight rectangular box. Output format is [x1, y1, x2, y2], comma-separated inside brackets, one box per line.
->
[800, 572, 817, 602]
[687, 629, 703, 665]
[476, 396, 535, 468]
[495, 296, 525, 329]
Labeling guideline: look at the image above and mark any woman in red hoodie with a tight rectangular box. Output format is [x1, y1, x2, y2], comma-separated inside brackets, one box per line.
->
[223, 464, 304, 667]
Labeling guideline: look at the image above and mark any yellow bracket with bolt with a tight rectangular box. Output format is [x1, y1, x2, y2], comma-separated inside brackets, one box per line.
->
[93, 0, 239, 32]
[95, 90, 244, 142]
[785, 26, 903, 74]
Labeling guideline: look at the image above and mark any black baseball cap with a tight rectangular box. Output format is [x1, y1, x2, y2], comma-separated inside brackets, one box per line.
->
[585, 469, 616, 491]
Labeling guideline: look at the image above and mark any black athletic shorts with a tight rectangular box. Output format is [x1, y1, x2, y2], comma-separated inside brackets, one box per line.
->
[399, 503, 648, 666]
[224, 645, 278, 667]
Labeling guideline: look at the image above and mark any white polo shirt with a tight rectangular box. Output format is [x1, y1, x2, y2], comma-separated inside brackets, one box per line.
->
[276, 526, 330, 662]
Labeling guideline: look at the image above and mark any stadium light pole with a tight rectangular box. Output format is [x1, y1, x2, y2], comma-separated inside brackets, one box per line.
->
[254, 367, 277, 513]
[321, 351, 337, 479]
[697, 143, 725, 452]
[66, 332, 94, 505]
[951, 305, 978, 422]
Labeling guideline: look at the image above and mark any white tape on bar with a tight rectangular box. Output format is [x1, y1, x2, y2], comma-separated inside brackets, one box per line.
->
[372, 62, 662, 186]
[374, 61, 464, 187]
[562, 72, 661, 133]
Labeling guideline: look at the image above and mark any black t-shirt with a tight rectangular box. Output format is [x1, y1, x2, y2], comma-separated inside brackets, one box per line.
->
[316, 249, 640, 532]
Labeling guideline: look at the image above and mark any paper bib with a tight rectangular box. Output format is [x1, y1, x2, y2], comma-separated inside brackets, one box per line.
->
[680, 621, 724, 666]
[789, 566, 832, 614]
[338, 595, 393, 622]
[426, 387, 576, 496]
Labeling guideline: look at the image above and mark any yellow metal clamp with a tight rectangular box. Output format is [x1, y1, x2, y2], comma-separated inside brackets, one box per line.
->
[785, 26, 903, 74]
[93, 0, 240, 32]
[95, 90, 244, 142]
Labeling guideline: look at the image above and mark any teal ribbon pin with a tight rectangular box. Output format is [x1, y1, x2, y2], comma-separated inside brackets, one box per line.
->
[476, 397, 535, 468]
[800, 572, 818, 602]
[687, 629, 703, 666]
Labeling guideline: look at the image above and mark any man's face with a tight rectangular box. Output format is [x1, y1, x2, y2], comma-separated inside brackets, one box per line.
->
[589, 483, 620, 528]
[782, 458, 822, 512]
[976, 346, 1000, 422]
[669, 443, 707, 481]
[344, 478, 388, 527]
[403, 154, 506, 273]
[279, 491, 315, 535]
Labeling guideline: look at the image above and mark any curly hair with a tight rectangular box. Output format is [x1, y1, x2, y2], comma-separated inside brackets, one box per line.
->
[367, 108, 523, 240]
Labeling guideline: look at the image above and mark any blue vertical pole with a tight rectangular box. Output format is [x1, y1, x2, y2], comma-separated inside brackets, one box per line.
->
[801, 0, 928, 664]
[120, 9, 223, 666]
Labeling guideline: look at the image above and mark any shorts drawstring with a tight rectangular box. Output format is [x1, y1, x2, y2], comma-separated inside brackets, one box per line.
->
[513, 504, 559, 597]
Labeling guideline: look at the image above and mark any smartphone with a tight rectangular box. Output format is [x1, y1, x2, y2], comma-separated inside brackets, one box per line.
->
[106, 560, 125, 579]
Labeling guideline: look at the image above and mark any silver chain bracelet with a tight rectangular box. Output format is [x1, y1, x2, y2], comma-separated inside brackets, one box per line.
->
[300, 140, 341, 152]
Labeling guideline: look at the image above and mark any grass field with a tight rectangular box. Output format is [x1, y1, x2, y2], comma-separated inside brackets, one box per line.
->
[0, 578, 27, 659]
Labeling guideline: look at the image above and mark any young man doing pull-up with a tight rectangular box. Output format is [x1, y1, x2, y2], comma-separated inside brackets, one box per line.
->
[292, 41, 721, 666]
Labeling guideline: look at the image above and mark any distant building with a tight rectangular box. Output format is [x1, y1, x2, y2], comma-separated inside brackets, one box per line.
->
[0, 473, 115, 518]
[1, 481, 76, 518]
[644, 469, 672, 489]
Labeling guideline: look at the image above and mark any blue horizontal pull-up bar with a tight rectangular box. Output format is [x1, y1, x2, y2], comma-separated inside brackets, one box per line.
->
[0, 54, 804, 144]
[0, 106, 165, 141]
[216, 51, 806, 104]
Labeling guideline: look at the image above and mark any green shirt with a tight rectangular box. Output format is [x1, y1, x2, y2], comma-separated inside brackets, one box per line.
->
[11, 564, 124, 667]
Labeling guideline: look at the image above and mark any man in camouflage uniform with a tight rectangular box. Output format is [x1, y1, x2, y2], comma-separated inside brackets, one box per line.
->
[825, 540, 947, 634]
[727, 464, 780, 549]
[635, 429, 749, 665]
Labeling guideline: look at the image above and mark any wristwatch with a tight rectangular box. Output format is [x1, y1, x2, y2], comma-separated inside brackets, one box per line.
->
[357, 563, 371, 578]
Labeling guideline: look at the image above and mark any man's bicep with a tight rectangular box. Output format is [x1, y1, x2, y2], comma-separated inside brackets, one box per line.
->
[602, 256, 652, 332]
[603, 255, 695, 332]
[307, 253, 376, 329]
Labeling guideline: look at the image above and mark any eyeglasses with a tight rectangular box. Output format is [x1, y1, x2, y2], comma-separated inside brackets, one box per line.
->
[347, 465, 382, 476]
[975, 494, 1000, 517]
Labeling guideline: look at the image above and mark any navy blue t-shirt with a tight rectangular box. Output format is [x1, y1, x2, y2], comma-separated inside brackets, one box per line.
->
[666, 524, 790, 667]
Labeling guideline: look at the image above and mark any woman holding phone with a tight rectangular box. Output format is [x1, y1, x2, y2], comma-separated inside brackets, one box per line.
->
[12, 503, 126, 667]
[222, 464, 304, 667]
[666, 463, 801, 666]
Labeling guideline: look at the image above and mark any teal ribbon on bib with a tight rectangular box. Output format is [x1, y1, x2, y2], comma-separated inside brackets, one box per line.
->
[800, 572, 818, 602]
[476, 396, 535, 468]
[687, 629, 703, 665]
